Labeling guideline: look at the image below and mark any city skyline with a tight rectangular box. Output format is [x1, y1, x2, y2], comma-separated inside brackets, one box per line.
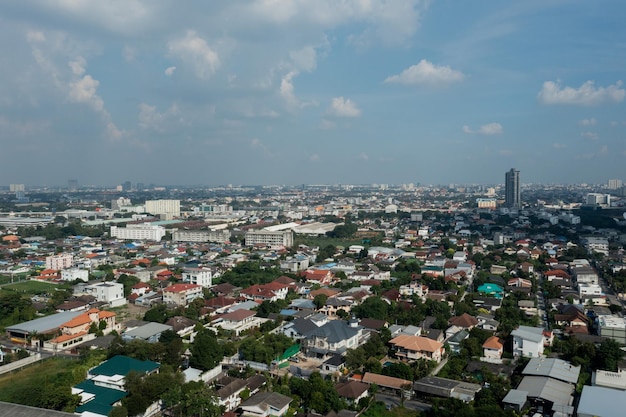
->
[1, 1, 625, 186]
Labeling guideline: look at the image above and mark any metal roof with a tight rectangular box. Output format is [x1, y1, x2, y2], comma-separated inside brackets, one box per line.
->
[122, 322, 173, 340]
[522, 358, 580, 384]
[0, 401, 76, 417]
[6, 310, 84, 334]
[577, 385, 626, 417]
[516, 376, 574, 407]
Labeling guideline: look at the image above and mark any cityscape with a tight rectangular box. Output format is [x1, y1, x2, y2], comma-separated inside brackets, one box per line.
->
[0, 169, 625, 417]
[2, 1, 626, 417]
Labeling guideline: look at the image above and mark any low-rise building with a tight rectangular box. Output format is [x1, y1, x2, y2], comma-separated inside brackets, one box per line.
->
[163, 283, 203, 306]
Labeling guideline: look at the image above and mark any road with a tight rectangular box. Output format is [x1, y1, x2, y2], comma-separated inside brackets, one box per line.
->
[375, 393, 432, 412]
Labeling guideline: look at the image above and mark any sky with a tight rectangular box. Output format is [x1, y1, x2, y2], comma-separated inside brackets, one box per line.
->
[1, 0, 625, 187]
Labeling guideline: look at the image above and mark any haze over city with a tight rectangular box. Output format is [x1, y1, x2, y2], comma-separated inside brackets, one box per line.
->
[1, 1, 625, 186]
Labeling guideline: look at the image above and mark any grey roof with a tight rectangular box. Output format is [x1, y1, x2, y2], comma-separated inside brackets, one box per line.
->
[123, 322, 173, 340]
[577, 385, 626, 417]
[229, 300, 259, 311]
[304, 320, 360, 344]
[292, 318, 319, 335]
[241, 391, 292, 410]
[414, 376, 482, 399]
[502, 389, 528, 406]
[522, 357, 581, 384]
[0, 401, 76, 417]
[515, 376, 574, 407]
[6, 310, 84, 334]
[511, 325, 544, 343]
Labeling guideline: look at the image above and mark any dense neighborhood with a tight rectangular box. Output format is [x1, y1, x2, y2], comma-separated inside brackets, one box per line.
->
[1, 180, 626, 417]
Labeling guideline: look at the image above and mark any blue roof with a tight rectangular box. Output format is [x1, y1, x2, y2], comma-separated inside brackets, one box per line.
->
[74, 379, 127, 416]
[89, 355, 160, 377]
[279, 309, 297, 316]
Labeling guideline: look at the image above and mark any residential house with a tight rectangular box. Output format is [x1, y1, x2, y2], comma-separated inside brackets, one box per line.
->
[240, 392, 293, 417]
[212, 309, 264, 336]
[335, 381, 370, 404]
[163, 283, 203, 307]
[301, 319, 366, 358]
[388, 334, 445, 363]
[511, 326, 545, 358]
[182, 267, 215, 288]
[482, 336, 504, 360]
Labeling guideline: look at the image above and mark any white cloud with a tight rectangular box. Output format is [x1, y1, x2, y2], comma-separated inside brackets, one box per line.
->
[309, 153, 320, 161]
[576, 145, 608, 159]
[280, 71, 299, 110]
[553, 143, 566, 149]
[68, 56, 87, 76]
[26, 30, 45, 43]
[328, 96, 361, 117]
[581, 131, 599, 141]
[538, 80, 625, 105]
[462, 122, 503, 135]
[167, 30, 220, 79]
[384, 59, 464, 86]
[358, 152, 369, 161]
[164, 66, 176, 76]
[611, 121, 619, 127]
[578, 118, 596, 126]
[68, 74, 104, 111]
[499, 149, 513, 156]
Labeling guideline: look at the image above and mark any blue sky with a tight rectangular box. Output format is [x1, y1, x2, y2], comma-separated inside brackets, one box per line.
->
[1, 0, 625, 187]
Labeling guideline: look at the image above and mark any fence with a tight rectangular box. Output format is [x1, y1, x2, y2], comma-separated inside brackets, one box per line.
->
[0, 353, 44, 375]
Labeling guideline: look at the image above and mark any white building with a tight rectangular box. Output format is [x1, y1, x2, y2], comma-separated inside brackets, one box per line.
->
[172, 229, 231, 243]
[110, 223, 166, 241]
[46, 254, 74, 270]
[182, 268, 214, 288]
[145, 199, 181, 217]
[511, 326, 545, 358]
[582, 237, 609, 256]
[586, 193, 611, 207]
[84, 282, 126, 307]
[61, 268, 89, 282]
[579, 283, 603, 298]
[245, 230, 293, 248]
[476, 198, 497, 209]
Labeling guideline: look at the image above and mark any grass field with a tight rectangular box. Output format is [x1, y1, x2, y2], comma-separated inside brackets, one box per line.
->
[0, 358, 83, 403]
[3, 280, 67, 294]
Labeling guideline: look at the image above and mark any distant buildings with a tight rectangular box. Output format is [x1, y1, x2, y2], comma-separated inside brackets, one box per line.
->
[46, 253, 74, 270]
[607, 179, 623, 190]
[145, 199, 180, 218]
[586, 193, 611, 208]
[505, 168, 521, 209]
[110, 223, 166, 241]
[245, 229, 294, 248]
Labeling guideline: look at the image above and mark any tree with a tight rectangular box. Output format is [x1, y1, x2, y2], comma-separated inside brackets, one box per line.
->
[313, 294, 328, 309]
[190, 328, 223, 370]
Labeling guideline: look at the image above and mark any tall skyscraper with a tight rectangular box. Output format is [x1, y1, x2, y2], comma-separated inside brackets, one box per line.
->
[505, 168, 521, 209]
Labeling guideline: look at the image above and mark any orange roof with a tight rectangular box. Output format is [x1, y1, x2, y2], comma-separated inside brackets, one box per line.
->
[50, 331, 88, 344]
[389, 334, 443, 353]
[164, 283, 202, 293]
[2, 235, 19, 241]
[62, 315, 92, 329]
[482, 336, 503, 350]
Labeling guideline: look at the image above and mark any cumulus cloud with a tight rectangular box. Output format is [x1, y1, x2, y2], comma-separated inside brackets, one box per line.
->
[384, 59, 464, 86]
[538, 80, 625, 105]
[576, 145, 608, 159]
[164, 66, 176, 76]
[309, 153, 320, 161]
[358, 152, 369, 161]
[68, 74, 104, 111]
[578, 118, 596, 126]
[581, 131, 599, 141]
[462, 122, 503, 135]
[167, 30, 220, 79]
[328, 96, 361, 117]
[499, 149, 513, 156]
[553, 143, 567, 149]
[123, 45, 136, 62]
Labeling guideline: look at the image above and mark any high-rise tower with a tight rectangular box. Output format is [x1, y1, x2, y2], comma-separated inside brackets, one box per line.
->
[505, 168, 521, 209]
